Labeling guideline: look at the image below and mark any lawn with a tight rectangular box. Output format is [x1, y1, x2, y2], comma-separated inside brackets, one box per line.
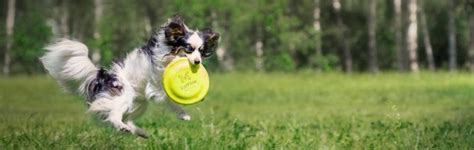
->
[0, 72, 473, 149]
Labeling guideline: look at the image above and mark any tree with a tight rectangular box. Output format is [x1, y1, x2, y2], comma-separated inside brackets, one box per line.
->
[211, 10, 234, 71]
[252, 1, 265, 72]
[393, 0, 405, 71]
[469, 10, 474, 72]
[49, 0, 70, 38]
[368, 0, 378, 73]
[448, 0, 457, 71]
[92, 0, 103, 64]
[419, 1, 435, 71]
[3, 0, 474, 73]
[59, 0, 69, 38]
[313, 0, 322, 71]
[255, 26, 264, 72]
[332, 0, 352, 73]
[3, 0, 16, 76]
[66, 1, 94, 42]
[407, 0, 419, 72]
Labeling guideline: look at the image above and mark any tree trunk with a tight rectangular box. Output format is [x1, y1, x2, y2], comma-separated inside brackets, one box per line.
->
[368, 0, 378, 73]
[448, 0, 457, 72]
[342, 36, 352, 73]
[255, 40, 264, 71]
[332, 0, 352, 73]
[407, 0, 419, 72]
[144, 0, 157, 29]
[92, 0, 103, 64]
[3, 0, 16, 76]
[59, 0, 69, 38]
[212, 11, 234, 71]
[419, 3, 435, 71]
[394, 0, 406, 71]
[255, 32, 264, 72]
[313, 0, 322, 71]
[468, 13, 474, 72]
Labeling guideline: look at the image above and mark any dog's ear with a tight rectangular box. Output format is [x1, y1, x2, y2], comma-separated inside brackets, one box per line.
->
[202, 28, 220, 43]
[201, 28, 220, 57]
[165, 16, 186, 42]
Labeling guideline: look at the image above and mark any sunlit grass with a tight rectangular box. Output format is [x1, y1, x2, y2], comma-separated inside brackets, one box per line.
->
[0, 72, 473, 149]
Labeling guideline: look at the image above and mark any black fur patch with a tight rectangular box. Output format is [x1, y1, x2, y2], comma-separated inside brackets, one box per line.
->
[141, 33, 160, 64]
[86, 68, 123, 104]
[164, 16, 186, 44]
[200, 28, 220, 58]
[163, 16, 195, 54]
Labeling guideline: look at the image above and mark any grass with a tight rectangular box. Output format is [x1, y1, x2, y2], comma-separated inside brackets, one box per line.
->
[0, 72, 473, 149]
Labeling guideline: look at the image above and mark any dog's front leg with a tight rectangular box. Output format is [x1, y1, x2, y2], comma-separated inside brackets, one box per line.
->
[165, 98, 191, 121]
[146, 82, 191, 121]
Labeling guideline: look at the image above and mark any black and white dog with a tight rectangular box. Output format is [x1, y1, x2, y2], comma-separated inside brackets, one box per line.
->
[40, 16, 219, 138]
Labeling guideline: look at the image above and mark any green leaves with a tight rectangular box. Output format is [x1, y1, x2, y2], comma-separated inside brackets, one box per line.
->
[4, 0, 474, 73]
[12, 0, 52, 73]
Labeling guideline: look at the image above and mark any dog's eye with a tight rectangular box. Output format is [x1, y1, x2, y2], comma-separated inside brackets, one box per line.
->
[177, 37, 187, 44]
[183, 44, 194, 53]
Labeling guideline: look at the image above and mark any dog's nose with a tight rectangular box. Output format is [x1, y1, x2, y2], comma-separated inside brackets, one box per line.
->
[194, 60, 201, 64]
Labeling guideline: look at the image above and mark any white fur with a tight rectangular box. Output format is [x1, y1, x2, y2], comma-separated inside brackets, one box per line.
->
[40, 39, 142, 133]
[40, 39, 98, 94]
[41, 35, 197, 138]
[186, 32, 204, 64]
[40, 19, 211, 138]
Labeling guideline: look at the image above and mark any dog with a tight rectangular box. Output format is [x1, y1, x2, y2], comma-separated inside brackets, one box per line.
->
[40, 16, 219, 138]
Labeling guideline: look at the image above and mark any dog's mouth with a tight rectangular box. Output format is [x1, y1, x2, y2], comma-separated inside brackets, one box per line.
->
[163, 46, 202, 65]
[170, 46, 192, 55]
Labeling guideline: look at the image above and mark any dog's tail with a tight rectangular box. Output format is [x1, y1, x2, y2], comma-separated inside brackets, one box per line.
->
[40, 39, 98, 93]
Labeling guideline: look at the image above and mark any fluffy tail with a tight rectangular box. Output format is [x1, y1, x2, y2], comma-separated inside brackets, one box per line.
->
[40, 39, 98, 93]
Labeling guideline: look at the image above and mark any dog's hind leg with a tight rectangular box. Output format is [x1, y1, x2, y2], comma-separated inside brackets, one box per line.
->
[88, 98, 132, 132]
[124, 99, 149, 138]
[126, 121, 149, 138]
[92, 97, 137, 132]
[108, 105, 132, 132]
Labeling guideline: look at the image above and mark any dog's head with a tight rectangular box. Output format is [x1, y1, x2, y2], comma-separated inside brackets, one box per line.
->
[164, 16, 220, 65]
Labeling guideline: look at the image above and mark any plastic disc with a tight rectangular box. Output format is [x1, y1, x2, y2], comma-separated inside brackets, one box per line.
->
[162, 57, 209, 105]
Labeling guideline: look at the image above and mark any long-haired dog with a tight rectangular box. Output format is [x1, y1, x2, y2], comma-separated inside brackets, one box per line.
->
[40, 16, 219, 138]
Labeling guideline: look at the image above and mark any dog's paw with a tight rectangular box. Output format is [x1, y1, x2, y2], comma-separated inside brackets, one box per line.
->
[134, 128, 149, 139]
[119, 127, 132, 132]
[118, 126, 132, 133]
[178, 113, 191, 121]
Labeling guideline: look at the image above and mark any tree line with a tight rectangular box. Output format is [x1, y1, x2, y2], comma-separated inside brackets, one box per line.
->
[1, 0, 474, 75]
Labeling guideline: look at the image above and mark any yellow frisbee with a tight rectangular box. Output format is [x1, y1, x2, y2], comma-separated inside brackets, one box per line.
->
[162, 58, 209, 105]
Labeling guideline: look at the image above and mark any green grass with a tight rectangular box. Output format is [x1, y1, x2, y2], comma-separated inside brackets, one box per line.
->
[0, 72, 473, 149]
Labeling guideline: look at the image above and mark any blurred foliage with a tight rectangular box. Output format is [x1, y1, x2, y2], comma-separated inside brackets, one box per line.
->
[10, 0, 52, 74]
[0, 0, 473, 74]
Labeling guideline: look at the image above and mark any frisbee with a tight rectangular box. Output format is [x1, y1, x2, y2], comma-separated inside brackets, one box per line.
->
[162, 57, 209, 105]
